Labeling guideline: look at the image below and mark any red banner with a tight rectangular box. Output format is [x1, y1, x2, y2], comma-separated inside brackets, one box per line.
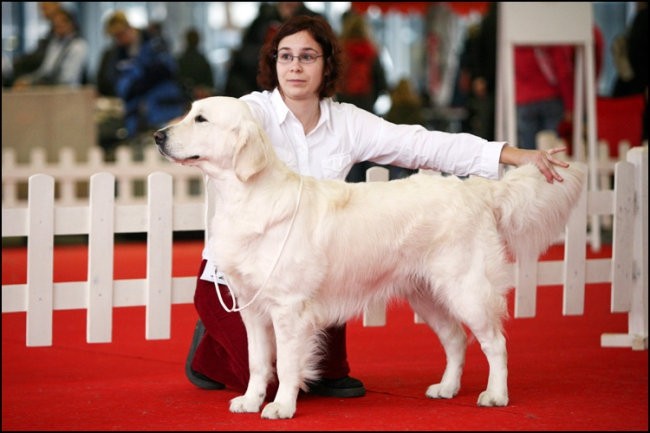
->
[351, 2, 489, 16]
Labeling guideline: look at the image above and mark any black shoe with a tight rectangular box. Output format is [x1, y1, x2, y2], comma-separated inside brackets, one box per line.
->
[307, 375, 366, 398]
[185, 319, 225, 390]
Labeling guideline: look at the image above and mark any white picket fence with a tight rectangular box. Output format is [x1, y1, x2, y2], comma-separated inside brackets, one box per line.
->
[2, 145, 204, 207]
[1, 146, 647, 351]
[0, 138, 635, 208]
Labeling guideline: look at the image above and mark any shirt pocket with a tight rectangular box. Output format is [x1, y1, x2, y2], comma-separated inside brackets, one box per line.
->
[321, 152, 352, 179]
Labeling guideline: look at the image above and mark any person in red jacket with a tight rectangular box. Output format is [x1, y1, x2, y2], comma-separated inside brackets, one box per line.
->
[514, 45, 575, 150]
[336, 9, 389, 183]
[515, 25, 605, 153]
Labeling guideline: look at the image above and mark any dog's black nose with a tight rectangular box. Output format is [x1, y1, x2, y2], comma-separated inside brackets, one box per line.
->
[153, 130, 166, 146]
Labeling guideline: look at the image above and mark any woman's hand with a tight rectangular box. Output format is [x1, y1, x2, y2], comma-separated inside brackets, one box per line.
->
[500, 145, 570, 183]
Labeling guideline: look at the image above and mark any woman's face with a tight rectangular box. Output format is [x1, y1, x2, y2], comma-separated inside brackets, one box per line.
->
[275, 30, 324, 101]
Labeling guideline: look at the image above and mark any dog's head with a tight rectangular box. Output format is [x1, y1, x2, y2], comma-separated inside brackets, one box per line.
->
[154, 96, 271, 182]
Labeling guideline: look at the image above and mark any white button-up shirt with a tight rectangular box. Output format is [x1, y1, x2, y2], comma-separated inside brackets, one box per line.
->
[242, 89, 504, 180]
[201, 88, 507, 281]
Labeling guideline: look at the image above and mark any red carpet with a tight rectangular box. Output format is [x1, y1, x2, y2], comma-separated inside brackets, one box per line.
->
[2, 241, 648, 431]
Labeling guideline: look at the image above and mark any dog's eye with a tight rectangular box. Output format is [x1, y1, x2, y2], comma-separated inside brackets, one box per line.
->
[194, 115, 207, 123]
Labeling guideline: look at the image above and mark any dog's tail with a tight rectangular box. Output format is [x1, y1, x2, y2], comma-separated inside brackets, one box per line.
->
[494, 163, 586, 260]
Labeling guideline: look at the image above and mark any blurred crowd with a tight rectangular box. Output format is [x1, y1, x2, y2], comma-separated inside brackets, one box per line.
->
[3, 1, 647, 158]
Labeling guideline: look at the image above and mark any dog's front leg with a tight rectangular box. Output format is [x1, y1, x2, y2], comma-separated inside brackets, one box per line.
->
[229, 310, 275, 414]
[260, 308, 312, 420]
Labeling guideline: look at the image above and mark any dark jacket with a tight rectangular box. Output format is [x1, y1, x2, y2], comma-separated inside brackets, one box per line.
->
[97, 30, 188, 138]
[177, 46, 214, 99]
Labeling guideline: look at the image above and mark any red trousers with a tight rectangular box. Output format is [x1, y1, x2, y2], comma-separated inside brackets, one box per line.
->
[190, 259, 351, 392]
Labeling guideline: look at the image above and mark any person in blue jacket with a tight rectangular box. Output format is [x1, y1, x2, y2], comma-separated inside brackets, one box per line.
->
[99, 11, 188, 140]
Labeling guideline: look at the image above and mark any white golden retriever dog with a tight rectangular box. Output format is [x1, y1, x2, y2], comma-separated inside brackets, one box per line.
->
[154, 96, 585, 420]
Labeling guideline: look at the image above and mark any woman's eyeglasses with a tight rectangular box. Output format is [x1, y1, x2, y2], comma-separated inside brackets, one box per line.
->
[275, 53, 323, 64]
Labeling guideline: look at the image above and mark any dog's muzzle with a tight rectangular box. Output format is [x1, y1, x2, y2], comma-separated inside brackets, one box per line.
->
[154, 130, 167, 148]
[153, 129, 200, 162]
[154, 129, 172, 158]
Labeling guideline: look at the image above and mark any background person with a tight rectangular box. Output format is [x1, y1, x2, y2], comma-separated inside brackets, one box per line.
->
[611, 1, 648, 99]
[336, 9, 389, 183]
[514, 44, 575, 150]
[336, 10, 387, 112]
[10, 2, 63, 85]
[382, 77, 426, 180]
[12, 8, 88, 88]
[98, 11, 187, 143]
[610, 1, 648, 142]
[176, 27, 215, 101]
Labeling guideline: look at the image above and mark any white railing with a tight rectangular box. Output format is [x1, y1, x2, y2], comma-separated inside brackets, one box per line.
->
[2, 146, 647, 351]
[2, 138, 636, 208]
[2, 145, 204, 206]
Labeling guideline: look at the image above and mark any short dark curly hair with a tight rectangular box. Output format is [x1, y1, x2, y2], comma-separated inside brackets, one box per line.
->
[257, 15, 344, 99]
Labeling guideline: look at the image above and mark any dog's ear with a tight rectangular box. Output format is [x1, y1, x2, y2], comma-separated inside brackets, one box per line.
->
[232, 119, 270, 182]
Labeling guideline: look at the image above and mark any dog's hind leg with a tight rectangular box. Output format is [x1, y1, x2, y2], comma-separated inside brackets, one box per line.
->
[407, 294, 467, 400]
[230, 311, 275, 414]
[467, 320, 508, 406]
[459, 297, 509, 407]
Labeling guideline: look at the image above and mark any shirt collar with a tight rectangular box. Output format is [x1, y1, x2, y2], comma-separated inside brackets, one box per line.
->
[270, 87, 332, 135]
[270, 88, 290, 123]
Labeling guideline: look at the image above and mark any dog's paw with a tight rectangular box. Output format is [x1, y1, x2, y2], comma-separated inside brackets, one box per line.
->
[229, 395, 262, 413]
[425, 382, 459, 399]
[477, 390, 509, 407]
[261, 402, 296, 420]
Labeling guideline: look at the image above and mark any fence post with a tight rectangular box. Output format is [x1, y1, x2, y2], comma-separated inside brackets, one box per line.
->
[563, 162, 588, 315]
[59, 147, 77, 205]
[145, 172, 173, 340]
[610, 161, 635, 311]
[627, 146, 649, 349]
[2, 148, 18, 207]
[362, 166, 389, 327]
[87, 172, 116, 343]
[26, 174, 54, 346]
[601, 145, 648, 349]
[514, 251, 538, 318]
